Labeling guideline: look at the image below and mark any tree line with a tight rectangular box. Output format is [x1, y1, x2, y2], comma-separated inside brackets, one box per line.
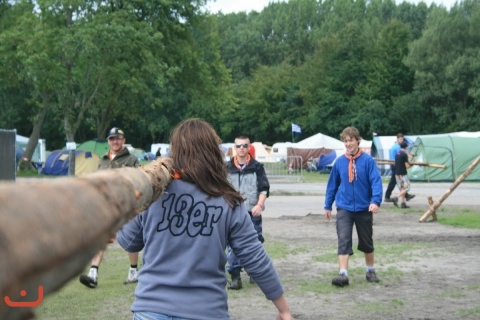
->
[0, 0, 479, 161]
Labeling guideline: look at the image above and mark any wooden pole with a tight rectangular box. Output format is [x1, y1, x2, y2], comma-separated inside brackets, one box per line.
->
[419, 156, 480, 222]
[375, 159, 446, 169]
[0, 158, 174, 320]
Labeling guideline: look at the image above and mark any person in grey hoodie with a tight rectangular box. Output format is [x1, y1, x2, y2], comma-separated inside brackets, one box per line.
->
[117, 118, 291, 320]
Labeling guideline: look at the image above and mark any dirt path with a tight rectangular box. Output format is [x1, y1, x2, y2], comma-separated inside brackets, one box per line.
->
[227, 196, 480, 320]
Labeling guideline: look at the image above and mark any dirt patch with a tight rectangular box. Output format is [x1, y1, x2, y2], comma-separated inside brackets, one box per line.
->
[227, 206, 480, 320]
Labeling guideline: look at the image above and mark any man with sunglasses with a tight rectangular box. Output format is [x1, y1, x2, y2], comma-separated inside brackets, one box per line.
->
[226, 136, 270, 290]
[79, 127, 140, 289]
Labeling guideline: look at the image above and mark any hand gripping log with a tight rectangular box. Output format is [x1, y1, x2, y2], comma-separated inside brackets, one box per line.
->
[0, 157, 174, 320]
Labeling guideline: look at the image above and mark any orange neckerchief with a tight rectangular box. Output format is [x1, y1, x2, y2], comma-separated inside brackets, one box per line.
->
[345, 149, 362, 183]
[233, 154, 251, 171]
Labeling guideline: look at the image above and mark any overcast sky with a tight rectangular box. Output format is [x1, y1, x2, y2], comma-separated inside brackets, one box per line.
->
[205, 0, 457, 14]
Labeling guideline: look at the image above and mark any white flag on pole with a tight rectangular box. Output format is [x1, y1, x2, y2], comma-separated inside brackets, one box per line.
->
[291, 123, 302, 134]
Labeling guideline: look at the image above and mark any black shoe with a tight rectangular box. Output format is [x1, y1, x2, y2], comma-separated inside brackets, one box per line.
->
[366, 270, 380, 283]
[401, 203, 410, 209]
[391, 197, 398, 207]
[384, 197, 393, 202]
[228, 278, 243, 290]
[332, 273, 349, 287]
[79, 275, 97, 288]
[406, 194, 416, 201]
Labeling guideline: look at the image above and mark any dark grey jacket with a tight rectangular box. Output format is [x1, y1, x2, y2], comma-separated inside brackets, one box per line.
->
[226, 158, 270, 211]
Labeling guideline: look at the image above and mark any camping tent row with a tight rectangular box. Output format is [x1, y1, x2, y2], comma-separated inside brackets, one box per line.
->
[222, 131, 480, 181]
[43, 140, 146, 176]
[371, 132, 480, 182]
[223, 133, 372, 171]
[271, 134, 371, 170]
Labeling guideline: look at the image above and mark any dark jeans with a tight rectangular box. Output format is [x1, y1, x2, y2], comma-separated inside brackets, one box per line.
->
[385, 165, 396, 199]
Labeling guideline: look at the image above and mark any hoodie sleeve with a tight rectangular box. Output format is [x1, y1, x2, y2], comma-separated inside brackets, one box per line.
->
[117, 213, 145, 252]
[228, 204, 283, 301]
[368, 157, 383, 206]
[324, 161, 341, 210]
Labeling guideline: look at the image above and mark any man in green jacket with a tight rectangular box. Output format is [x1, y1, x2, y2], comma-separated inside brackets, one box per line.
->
[79, 127, 140, 288]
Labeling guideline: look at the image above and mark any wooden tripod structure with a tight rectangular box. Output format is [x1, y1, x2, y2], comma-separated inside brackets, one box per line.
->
[0, 158, 174, 320]
[419, 156, 480, 222]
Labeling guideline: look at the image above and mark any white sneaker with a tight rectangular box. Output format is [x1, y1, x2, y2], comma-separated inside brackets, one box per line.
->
[123, 268, 138, 285]
[88, 268, 98, 281]
[79, 268, 98, 288]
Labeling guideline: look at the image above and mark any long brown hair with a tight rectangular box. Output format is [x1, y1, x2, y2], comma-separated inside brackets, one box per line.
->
[169, 118, 243, 207]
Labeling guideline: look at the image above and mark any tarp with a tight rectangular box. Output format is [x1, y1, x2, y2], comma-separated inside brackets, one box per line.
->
[16, 134, 47, 163]
[359, 139, 372, 154]
[126, 145, 145, 162]
[227, 142, 274, 162]
[371, 135, 416, 176]
[409, 136, 480, 182]
[151, 143, 170, 157]
[287, 133, 345, 169]
[316, 150, 337, 172]
[271, 142, 296, 161]
[42, 150, 100, 176]
[77, 139, 109, 158]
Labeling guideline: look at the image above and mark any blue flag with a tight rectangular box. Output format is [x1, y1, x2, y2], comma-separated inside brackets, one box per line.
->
[291, 123, 302, 134]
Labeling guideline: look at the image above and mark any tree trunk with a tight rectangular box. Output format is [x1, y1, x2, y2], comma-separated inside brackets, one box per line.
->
[19, 100, 48, 172]
[0, 158, 174, 320]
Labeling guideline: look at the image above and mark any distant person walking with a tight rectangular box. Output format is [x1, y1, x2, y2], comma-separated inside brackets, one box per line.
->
[391, 141, 413, 209]
[79, 127, 141, 288]
[225, 135, 270, 290]
[324, 126, 383, 287]
[384, 133, 415, 203]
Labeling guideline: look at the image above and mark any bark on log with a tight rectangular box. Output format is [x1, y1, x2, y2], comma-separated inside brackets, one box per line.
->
[375, 159, 446, 169]
[0, 157, 174, 320]
[426, 196, 438, 221]
[419, 156, 480, 222]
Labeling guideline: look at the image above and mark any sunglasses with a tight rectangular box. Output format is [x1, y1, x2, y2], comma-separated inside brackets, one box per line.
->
[235, 143, 249, 149]
[108, 136, 124, 141]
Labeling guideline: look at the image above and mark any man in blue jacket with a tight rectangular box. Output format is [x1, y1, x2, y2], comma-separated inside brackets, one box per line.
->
[324, 127, 383, 287]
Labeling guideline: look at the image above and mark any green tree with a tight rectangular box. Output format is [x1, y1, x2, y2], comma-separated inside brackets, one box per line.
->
[227, 62, 304, 144]
[405, 0, 480, 132]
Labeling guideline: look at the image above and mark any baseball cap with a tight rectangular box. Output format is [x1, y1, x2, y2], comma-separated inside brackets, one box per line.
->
[107, 127, 125, 139]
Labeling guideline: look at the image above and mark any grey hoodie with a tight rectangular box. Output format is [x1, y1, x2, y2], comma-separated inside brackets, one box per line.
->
[117, 179, 284, 320]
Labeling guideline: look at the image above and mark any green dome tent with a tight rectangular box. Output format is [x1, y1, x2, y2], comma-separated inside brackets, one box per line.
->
[77, 139, 109, 158]
[409, 136, 480, 182]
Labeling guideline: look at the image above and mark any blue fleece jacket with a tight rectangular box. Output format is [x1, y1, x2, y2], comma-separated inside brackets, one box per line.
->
[324, 152, 383, 212]
[117, 179, 284, 320]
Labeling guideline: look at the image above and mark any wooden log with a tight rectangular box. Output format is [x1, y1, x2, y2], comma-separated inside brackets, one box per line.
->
[426, 196, 438, 221]
[375, 159, 446, 169]
[419, 155, 480, 222]
[0, 157, 174, 320]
